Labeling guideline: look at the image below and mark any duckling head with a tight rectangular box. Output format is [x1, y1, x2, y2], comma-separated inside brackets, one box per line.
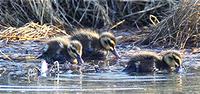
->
[99, 32, 120, 58]
[67, 40, 84, 65]
[162, 52, 182, 72]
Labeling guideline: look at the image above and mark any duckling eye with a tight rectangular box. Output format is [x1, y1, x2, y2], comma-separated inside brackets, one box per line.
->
[168, 56, 174, 60]
[104, 39, 109, 45]
[104, 39, 114, 48]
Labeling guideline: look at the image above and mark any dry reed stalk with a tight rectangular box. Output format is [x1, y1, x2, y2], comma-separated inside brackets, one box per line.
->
[0, 50, 13, 61]
[141, 0, 200, 48]
[0, 0, 178, 29]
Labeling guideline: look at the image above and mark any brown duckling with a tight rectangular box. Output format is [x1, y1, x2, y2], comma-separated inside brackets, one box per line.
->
[38, 36, 84, 65]
[123, 51, 182, 73]
[70, 29, 120, 60]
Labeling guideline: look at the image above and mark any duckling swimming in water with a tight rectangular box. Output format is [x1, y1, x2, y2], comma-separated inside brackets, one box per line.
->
[70, 29, 120, 60]
[38, 36, 84, 65]
[123, 51, 182, 73]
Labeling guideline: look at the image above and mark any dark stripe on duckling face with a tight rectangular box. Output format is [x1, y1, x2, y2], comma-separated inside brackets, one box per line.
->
[70, 47, 78, 56]
[68, 41, 84, 65]
[107, 39, 114, 48]
[172, 54, 182, 67]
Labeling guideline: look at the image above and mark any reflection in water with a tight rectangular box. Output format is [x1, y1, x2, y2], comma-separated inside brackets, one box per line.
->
[1, 71, 200, 94]
[176, 74, 183, 93]
[0, 62, 200, 94]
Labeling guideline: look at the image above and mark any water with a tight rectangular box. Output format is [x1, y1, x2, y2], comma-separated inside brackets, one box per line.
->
[1, 71, 200, 94]
[0, 41, 200, 94]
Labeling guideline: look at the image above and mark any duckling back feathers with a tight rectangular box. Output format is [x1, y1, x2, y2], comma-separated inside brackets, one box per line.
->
[40, 36, 70, 56]
[123, 51, 162, 73]
[71, 29, 101, 50]
[38, 36, 82, 64]
[70, 29, 108, 60]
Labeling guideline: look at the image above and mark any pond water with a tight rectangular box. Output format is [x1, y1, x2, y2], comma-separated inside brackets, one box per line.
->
[0, 41, 200, 94]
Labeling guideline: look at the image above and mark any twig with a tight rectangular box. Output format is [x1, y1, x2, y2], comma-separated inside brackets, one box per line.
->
[0, 50, 13, 61]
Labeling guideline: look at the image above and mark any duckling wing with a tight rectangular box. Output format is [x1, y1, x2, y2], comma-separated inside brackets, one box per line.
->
[82, 50, 107, 61]
[123, 54, 160, 73]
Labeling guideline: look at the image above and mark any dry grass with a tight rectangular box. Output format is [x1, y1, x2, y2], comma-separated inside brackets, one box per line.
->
[0, 22, 67, 41]
[141, 0, 200, 48]
[0, 0, 199, 48]
[0, 0, 177, 29]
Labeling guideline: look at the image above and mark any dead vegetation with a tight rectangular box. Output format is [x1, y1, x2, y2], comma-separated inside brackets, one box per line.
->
[141, 0, 200, 48]
[0, 0, 199, 48]
[0, 0, 177, 29]
[0, 22, 67, 41]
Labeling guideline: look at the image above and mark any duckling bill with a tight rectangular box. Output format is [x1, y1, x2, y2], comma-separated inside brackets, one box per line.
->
[123, 51, 182, 74]
[70, 29, 120, 60]
[38, 36, 84, 65]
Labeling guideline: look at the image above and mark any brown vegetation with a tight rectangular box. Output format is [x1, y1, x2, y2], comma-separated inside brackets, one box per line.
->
[0, 0, 199, 48]
[0, 0, 176, 29]
[141, 0, 200, 48]
[0, 22, 67, 41]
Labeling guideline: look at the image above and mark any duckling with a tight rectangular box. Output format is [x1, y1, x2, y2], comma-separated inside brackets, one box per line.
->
[70, 29, 120, 60]
[123, 51, 182, 73]
[38, 36, 84, 65]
